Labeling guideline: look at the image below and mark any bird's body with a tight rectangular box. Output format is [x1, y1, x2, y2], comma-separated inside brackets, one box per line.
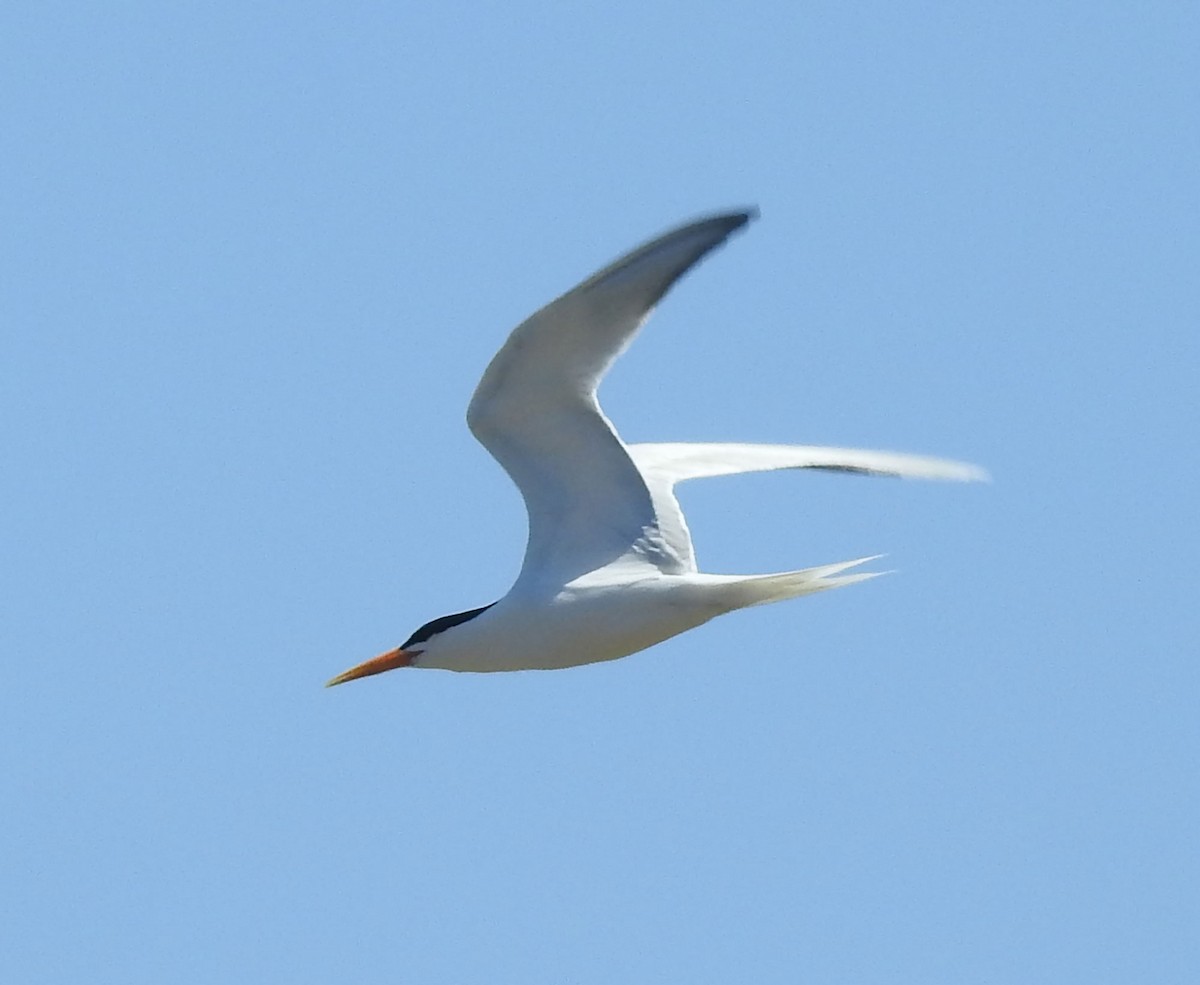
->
[327, 210, 986, 684]
[408, 576, 724, 673]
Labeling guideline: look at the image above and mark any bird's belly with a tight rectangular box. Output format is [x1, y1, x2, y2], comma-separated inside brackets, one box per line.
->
[417, 580, 724, 672]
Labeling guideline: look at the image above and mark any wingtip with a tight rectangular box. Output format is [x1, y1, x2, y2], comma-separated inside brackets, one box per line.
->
[960, 463, 993, 483]
[723, 206, 759, 229]
[691, 206, 758, 232]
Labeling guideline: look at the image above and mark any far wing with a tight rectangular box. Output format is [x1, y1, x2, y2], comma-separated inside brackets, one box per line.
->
[631, 442, 990, 483]
[629, 442, 990, 572]
[467, 212, 756, 587]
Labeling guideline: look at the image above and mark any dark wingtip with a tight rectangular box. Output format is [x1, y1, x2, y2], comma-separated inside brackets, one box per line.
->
[577, 207, 761, 302]
[695, 207, 759, 245]
[707, 206, 759, 231]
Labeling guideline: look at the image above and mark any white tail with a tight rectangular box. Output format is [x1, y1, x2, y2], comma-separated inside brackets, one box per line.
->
[728, 555, 889, 608]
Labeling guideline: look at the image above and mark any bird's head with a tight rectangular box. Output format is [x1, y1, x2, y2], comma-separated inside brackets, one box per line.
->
[324, 602, 496, 687]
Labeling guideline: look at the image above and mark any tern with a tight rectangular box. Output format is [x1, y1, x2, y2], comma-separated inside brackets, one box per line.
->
[326, 209, 986, 685]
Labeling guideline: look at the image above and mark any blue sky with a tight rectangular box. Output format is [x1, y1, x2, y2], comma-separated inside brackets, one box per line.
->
[2, 2, 1196, 982]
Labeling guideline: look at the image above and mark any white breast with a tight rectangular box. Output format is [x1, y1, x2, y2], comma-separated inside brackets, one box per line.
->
[412, 575, 730, 672]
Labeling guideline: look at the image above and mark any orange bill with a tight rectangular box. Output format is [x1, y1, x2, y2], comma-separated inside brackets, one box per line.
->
[325, 647, 418, 687]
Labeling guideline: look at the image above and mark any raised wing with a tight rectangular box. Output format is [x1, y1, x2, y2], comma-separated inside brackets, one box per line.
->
[467, 211, 756, 587]
[629, 442, 990, 572]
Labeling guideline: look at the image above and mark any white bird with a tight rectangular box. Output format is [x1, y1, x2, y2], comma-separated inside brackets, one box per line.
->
[326, 209, 986, 684]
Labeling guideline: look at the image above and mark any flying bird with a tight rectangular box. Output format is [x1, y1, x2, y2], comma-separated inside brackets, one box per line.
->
[326, 209, 986, 684]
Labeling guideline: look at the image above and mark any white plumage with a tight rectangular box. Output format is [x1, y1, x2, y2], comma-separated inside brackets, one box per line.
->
[327, 209, 986, 683]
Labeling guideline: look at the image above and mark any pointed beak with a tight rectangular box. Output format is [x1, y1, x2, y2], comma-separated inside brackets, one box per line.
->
[325, 647, 418, 687]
